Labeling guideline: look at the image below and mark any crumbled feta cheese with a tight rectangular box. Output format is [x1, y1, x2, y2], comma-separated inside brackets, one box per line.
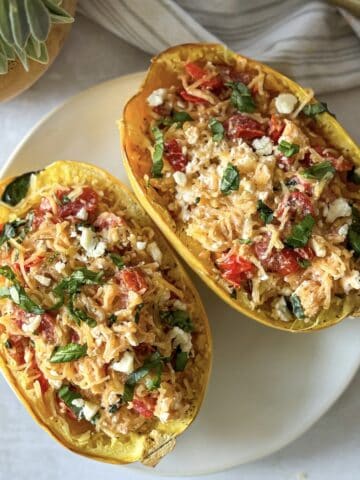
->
[338, 224, 349, 237]
[341, 270, 360, 294]
[79, 227, 106, 258]
[147, 88, 167, 107]
[22, 314, 42, 334]
[170, 326, 192, 353]
[9, 286, 20, 304]
[274, 93, 298, 114]
[49, 379, 63, 390]
[147, 241, 162, 264]
[54, 261, 66, 273]
[136, 241, 147, 250]
[173, 299, 187, 311]
[273, 297, 292, 322]
[112, 351, 134, 374]
[34, 274, 51, 287]
[72, 398, 85, 409]
[173, 171, 187, 187]
[310, 237, 326, 257]
[124, 330, 139, 347]
[76, 207, 88, 221]
[325, 198, 351, 223]
[184, 125, 199, 145]
[252, 136, 273, 156]
[82, 401, 100, 421]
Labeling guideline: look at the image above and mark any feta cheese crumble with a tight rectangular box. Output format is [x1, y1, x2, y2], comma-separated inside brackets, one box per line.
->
[326, 198, 351, 223]
[147, 88, 167, 107]
[274, 93, 298, 114]
[111, 351, 134, 374]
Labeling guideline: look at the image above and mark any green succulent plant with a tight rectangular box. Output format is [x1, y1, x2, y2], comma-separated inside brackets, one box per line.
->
[0, 0, 74, 74]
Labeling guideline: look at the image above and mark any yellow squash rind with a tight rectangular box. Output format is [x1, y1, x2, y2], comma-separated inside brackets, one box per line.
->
[121, 43, 360, 332]
[0, 160, 211, 464]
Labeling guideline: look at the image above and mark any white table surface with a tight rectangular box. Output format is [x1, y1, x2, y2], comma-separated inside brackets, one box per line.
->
[0, 14, 359, 480]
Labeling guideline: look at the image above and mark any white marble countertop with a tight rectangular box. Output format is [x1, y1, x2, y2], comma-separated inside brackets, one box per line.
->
[0, 14, 359, 480]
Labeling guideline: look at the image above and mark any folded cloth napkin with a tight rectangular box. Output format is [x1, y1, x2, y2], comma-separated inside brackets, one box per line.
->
[78, 0, 360, 93]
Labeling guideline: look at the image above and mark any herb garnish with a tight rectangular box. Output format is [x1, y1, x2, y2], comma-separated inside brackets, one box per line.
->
[257, 200, 274, 224]
[302, 102, 331, 117]
[109, 253, 125, 269]
[1, 171, 38, 206]
[225, 81, 256, 113]
[134, 303, 144, 324]
[220, 164, 240, 195]
[278, 140, 300, 158]
[347, 207, 360, 255]
[239, 238, 252, 245]
[347, 167, 360, 185]
[159, 111, 192, 128]
[174, 350, 188, 372]
[50, 343, 87, 363]
[160, 309, 194, 332]
[151, 126, 164, 178]
[0, 266, 44, 314]
[297, 258, 311, 269]
[302, 161, 335, 180]
[285, 214, 315, 248]
[58, 385, 83, 417]
[0, 215, 33, 247]
[288, 294, 305, 319]
[208, 118, 225, 142]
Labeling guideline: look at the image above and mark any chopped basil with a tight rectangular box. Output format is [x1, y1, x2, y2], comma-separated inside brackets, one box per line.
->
[134, 303, 144, 324]
[108, 314, 117, 327]
[239, 238, 253, 245]
[160, 110, 192, 128]
[220, 164, 240, 195]
[208, 118, 224, 142]
[4, 339, 12, 349]
[257, 200, 274, 224]
[302, 161, 335, 180]
[347, 167, 360, 185]
[123, 351, 166, 402]
[347, 207, 360, 255]
[194, 196, 200, 204]
[174, 350, 188, 372]
[61, 195, 71, 204]
[0, 218, 28, 247]
[151, 126, 164, 178]
[288, 294, 305, 319]
[160, 309, 194, 332]
[1, 171, 39, 206]
[302, 102, 330, 117]
[58, 385, 83, 417]
[285, 214, 315, 248]
[225, 81, 256, 113]
[0, 266, 44, 314]
[67, 295, 97, 328]
[278, 140, 300, 158]
[109, 253, 125, 269]
[297, 258, 311, 269]
[50, 343, 87, 363]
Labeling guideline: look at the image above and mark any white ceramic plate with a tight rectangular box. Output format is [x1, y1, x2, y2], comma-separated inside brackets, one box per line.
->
[1, 73, 360, 477]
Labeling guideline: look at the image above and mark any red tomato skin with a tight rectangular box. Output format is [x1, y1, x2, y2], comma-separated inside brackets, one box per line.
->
[33, 366, 49, 394]
[314, 146, 353, 172]
[58, 187, 98, 221]
[225, 114, 264, 140]
[118, 268, 148, 293]
[132, 397, 157, 418]
[7, 335, 27, 365]
[180, 90, 208, 104]
[268, 114, 285, 143]
[254, 238, 300, 276]
[38, 313, 56, 343]
[277, 191, 315, 218]
[218, 254, 255, 286]
[164, 139, 189, 172]
[185, 62, 223, 90]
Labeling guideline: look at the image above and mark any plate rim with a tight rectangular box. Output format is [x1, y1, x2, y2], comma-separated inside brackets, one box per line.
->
[2, 73, 360, 476]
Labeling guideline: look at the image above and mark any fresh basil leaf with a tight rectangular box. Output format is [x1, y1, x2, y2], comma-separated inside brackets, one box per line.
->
[151, 126, 164, 178]
[0, 266, 44, 314]
[0, 265, 17, 282]
[285, 214, 315, 248]
[208, 118, 224, 142]
[160, 309, 194, 332]
[302, 102, 330, 117]
[108, 313, 117, 327]
[0, 218, 27, 246]
[160, 110, 192, 128]
[288, 294, 305, 319]
[194, 196, 200, 204]
[109, 253, 124, 269]
[278, 140, 300, 158]
[145, 362, 163, 390]
[50, 343, 87, 363]
[257, 200, 274, 224]
[134, 303, 144, 324]
[67, 295, 97, 328]
[347, 207, 360, 255]
[220, 164, 240, 195]
[1, 171, 38, 206]
[347, 167, 360, 185]
[239, 238, 253, 245]
[174, 350, 188, 372]
[297, 258, 311, 268]
[302, 161, 335, 180]
[58, 385, 83, 417]
[123, 351, 165, 402]
[225, 81, 256, 113]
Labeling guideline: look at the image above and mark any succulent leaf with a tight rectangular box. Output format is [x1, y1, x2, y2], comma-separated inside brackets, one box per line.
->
[0, 43, 8, 74]
[43, 0, 74, 23]
[13, 42, 29, 71]
[25, 0, 50, 42]
[9, 0, 30, 49]
[0, 36, 14, 60]
[26, 36, 48, 64]
[0, 0, 14, 45]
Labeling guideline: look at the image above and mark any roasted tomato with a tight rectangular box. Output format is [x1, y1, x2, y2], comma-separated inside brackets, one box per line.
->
[268, 114, 285, 143]
[255, 239, 300, 276]
[32, 197, 53, 229]
[179, 90, 208, 104]
[118, 268, 148, 293]
[217, 254, 255, 286]
[164, 139, 189, 172]
[38, 313, 56, 343]
[225, 114, 264, 140]
[132, 396, 157, 418]
[32, 362, 49, 394]
[277, 191, 315, 218]
[185, 62, 223, 90]
[94, 212, 125, 229]
[314, 146, 353, 172]
[6, 335, 27, 365]
[58, 187, 98, 221]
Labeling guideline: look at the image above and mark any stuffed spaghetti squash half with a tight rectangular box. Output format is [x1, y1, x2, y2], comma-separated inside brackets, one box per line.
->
[121, 43, 360, 332]
[0, 161, 211, 465]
